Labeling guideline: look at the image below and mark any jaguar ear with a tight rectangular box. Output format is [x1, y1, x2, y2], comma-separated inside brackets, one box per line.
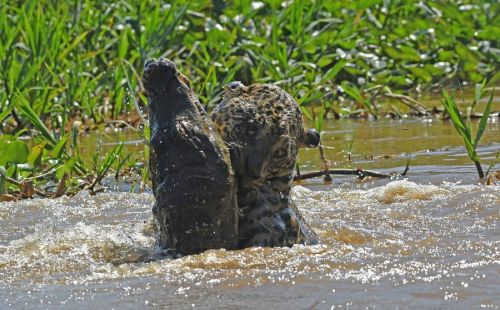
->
[227, 81, 244, 89]
[224, 81, 247, 95]
[301, 128, 320, 148]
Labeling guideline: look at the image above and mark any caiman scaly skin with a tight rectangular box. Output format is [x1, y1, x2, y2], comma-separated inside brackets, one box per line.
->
[211, 82, 320, 248]
[143, 58, 238, 255]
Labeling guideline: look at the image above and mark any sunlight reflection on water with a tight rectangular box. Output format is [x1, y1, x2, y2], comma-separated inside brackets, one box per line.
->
[1, 118, 499, 308]
[1, 179, 498, 308]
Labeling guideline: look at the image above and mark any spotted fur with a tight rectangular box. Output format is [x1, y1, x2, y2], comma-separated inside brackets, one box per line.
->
[211, 82, 320, 247]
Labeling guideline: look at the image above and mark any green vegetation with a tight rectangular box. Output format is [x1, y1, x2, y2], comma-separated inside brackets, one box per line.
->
[0, 0, 498, 198]
[441, 88, 495, 179]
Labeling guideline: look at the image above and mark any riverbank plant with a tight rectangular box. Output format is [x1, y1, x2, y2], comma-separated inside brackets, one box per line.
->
[0, 0, 498, 198]
[441, 88, 495, 179]
[1, 1, 498, 131]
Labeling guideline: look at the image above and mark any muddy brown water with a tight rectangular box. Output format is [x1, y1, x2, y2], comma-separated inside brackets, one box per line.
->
[1, 117, 499, 309]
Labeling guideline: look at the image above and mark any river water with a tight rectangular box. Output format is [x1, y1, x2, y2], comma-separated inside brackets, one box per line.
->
[1, 118, 499, 309]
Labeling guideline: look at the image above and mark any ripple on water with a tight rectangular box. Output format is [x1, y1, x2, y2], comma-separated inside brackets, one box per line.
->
[0, 181, 499, 308]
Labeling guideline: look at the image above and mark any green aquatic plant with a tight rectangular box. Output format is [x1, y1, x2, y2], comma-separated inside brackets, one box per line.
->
[344, 136, 355, 164]
[485, 152, 499, 178]
[0, 0, 498, 198]
[89, 141, 124, 191]
[441, 89, 494, 179]
[341, 82, 378, 119]
[1, 0, 498, 132]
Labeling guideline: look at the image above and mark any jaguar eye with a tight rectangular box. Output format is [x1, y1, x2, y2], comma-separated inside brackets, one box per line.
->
[275, 148, 287, 158]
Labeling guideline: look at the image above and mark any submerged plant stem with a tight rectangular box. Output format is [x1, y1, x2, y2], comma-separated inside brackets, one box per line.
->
[474, 161, 484, 179]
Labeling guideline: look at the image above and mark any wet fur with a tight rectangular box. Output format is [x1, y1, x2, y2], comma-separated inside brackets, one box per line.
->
[212, 83, 319, 247]
[144, 59, 319, 253]
[144, 59, 238, 255]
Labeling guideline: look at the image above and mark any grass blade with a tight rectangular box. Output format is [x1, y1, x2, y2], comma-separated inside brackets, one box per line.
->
[474, 88, 494, 147]
[16, 91, 56, 145]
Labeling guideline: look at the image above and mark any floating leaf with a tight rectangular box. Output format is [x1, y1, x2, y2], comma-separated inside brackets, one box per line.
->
[409, 66, 432, 82]
[455, 44, 478, 63]
[399, 45, 421, 62]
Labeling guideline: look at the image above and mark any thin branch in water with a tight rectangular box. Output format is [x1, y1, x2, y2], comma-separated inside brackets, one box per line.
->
[109, 120, 149, 146]
[401, 155, 411, 176]
[318, 144, 332, 183]
[295, 163, 301, 179]
[1, 174, 50, 198]
[294, 161, 411, 181]
[380, 93, 429, 115]
[293, 168, 392, 181]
